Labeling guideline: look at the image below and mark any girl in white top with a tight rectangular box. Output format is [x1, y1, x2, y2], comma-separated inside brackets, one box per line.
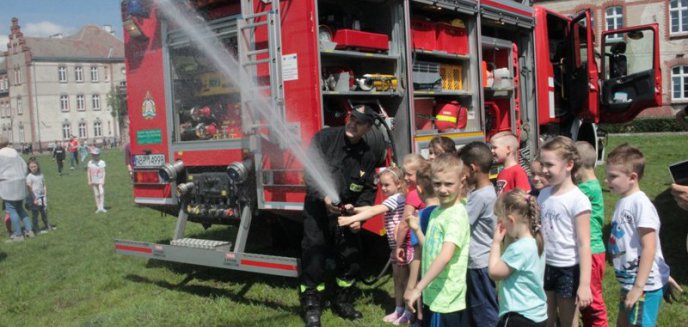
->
[26, 158, 53, 232]
[87, 148, 107, 213]
[338, 167, 413, 324]
[537, 136, 592, 327]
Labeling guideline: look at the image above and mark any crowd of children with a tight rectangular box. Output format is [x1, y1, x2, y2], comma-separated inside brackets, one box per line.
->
[337, 134, 681, 327]
[5, 146, 107, 241]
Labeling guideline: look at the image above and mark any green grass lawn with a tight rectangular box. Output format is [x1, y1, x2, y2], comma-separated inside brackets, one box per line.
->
[0, 134, 687, 326]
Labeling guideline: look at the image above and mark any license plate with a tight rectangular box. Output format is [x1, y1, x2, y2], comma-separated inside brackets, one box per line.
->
[134, 154, 166, 168]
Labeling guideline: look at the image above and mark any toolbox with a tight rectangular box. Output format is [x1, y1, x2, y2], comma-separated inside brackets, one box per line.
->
[333, 29, 389, 52]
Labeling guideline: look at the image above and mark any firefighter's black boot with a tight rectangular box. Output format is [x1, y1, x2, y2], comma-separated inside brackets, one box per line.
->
[300, 288, 322, 327]
[332, 286, 363, 321]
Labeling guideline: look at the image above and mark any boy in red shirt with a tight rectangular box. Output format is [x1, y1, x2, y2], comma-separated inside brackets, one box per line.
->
[490, 131, 530, 196]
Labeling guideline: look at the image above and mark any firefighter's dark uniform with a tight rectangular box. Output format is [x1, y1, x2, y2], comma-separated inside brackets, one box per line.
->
[300, 123, 383, 324]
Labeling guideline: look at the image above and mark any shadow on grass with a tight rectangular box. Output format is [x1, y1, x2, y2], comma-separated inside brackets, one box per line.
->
[124, 272, 300, 314]
[127, 216, 395, 311]
[0, 251, 6, 263]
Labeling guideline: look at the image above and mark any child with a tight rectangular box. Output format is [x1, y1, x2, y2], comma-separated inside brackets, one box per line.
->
[574, 141, 608, 327]
[537, 136, 592, 327]
[26, 158, 53, 234]
[605, 144, 670, 327]
[428, 136, 457, 161]
[490, 131, 530, 196]
[52, 141, 66, 175]
[406, 162, 438, 325]
[405, 153, 470, 326]
[337, 167, 414, 324]
[459, 142, 499, 327]
[489, 189, 548, 326]
[529, 158, 549, 197]
[87, 148, 107, 213]
[395, 154, 427, 265]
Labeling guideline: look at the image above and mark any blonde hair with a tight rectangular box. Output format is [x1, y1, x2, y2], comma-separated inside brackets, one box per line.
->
[495, 189, 544, 255]
[540, 136, 581, 176]
[379, 166, 407, 191]
[431, 153, 465, 200]
[415, 162, 435, 198]
[574, 141, 597, 169]
[491, 131, 519, 153]
[606, 143, 645, 179]
[403, 153, 425, 170]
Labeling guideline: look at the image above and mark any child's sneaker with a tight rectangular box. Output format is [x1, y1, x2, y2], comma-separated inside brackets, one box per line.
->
[383, 311, 401, 323]
[24, 230, 35, 238]
[5, 234, 24, 243]
[392, 312, 413, 325]
[39, 229, 49, 234]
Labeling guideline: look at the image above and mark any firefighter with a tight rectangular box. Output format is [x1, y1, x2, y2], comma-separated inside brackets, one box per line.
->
[299, 105, 384, 327]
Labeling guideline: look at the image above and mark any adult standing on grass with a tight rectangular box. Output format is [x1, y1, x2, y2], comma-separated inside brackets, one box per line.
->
[87, 148, 107, 213]
[299, 105, 383, 327]
[0, 136, 34, 241]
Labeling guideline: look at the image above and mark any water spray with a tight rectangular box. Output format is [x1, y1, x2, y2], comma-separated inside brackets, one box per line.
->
[156, 0, 340, 203]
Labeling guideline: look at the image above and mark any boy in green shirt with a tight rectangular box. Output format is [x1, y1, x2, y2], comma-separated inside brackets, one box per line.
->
[405, 153, 470, 326]
[575, 141, 608, 326]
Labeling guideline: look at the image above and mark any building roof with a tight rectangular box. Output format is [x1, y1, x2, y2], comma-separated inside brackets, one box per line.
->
[24, 25, 124, 62]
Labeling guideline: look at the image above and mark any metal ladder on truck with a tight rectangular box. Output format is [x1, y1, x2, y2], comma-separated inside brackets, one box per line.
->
[115, 0, 297, 278]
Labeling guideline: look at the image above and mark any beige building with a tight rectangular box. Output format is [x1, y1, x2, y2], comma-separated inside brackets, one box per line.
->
[0, 17, 126, 151]
[535, 0, 688, 117]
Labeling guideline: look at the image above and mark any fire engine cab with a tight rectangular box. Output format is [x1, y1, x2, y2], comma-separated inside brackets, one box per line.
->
[115, 0, 661, 277]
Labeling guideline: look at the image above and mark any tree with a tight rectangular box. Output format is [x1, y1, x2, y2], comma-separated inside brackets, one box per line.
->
[107, 85, 128, 127]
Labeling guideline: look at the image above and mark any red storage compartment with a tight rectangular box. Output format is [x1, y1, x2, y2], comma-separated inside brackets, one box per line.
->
[333, 29, 389, 52]
[411, 20, 436, 51]
[414, 98, 435, 130]
[437, 23, 467, 55]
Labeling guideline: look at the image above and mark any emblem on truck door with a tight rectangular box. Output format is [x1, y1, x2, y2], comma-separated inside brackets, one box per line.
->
[142, 91, 156, 120]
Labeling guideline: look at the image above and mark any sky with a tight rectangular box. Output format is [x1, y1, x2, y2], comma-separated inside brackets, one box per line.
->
[0, 0, 123, 51]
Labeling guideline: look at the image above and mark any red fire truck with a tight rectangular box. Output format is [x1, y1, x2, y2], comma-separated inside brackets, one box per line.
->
[115, 0, 661, 277]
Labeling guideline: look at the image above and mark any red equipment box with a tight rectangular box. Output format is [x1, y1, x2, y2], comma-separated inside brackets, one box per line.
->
[333, 29, 389, 52]
[437, 23, 468, 55]
[411, 20, 436, 51]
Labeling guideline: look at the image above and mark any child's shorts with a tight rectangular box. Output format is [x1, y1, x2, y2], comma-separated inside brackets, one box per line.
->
[390, 244, 414, 265]
[619, 288, 662, 327]
[544, 264, 579, 299]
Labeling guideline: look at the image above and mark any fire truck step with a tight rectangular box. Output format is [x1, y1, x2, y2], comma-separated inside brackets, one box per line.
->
[170, 238, 232, 250]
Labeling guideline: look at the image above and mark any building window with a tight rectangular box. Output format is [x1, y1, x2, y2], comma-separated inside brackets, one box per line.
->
[671, 0, 688, 35]
[75, 66, 84, 82]
[18, 123, 24, 143]
[77, 94, 85, 111]
[17, 97, 22, 115]
[606, 6, 623, 42]
[58, 66, 67, 82]
[60, 95, 70, 112]
[62, 122, 71, 139]
[92, 94, 101, 110]
[672, 65, 688, 102]
[91, 66, 99, 82]
[94, 120, 103, 137]
[14, 67, 21, 85]
[78, 121, 87, 138]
